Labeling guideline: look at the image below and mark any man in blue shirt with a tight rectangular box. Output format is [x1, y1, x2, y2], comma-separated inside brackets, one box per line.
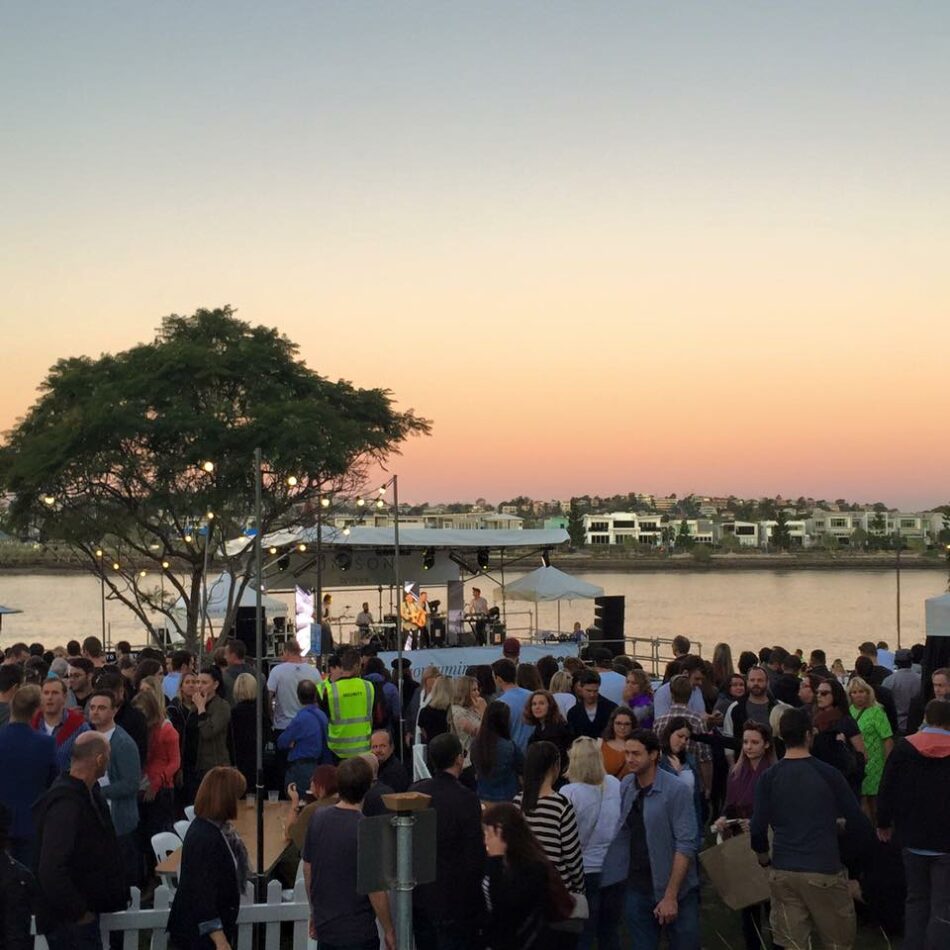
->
[490, 659, 534, 753]
[751, 707, 870, 950]
[277, 680, 330, 794]
[652, 655, 708, 721]
[0, 684, 57, 865]
[601, 729, 699, 949]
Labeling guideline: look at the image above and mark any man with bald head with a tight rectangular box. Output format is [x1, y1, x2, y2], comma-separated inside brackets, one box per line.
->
[33, 732, 129, 949]
[371, 729, 410, 793]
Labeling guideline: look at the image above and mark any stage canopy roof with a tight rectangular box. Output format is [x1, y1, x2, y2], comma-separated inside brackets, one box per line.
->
[226, 526, 569, 556]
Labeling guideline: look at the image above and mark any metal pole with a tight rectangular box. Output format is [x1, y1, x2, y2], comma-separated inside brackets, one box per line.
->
[500, 550, 506, 626]
[199, 525, 211, 663]
[316, 488, 323, 662]
[895, 534, 902, 649]
[393, 810, 415, 950]
[100, 571, 106, 643]
[254, 448, 265, 901]
[393, 476, 403, 756]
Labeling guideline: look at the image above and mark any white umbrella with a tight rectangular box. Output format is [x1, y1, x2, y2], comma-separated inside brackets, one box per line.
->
[923, 592, 950, 685]
[0, 604, 22, 631]
[169, 573, 288, 638]
[498, 566, 604, 634]
[925, 592, 950, 638]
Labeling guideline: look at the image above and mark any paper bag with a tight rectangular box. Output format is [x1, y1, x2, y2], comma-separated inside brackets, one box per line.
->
[699, 834, 771, 910]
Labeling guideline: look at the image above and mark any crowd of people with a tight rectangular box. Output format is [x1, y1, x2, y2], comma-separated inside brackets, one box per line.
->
[0, 630, 948, 949]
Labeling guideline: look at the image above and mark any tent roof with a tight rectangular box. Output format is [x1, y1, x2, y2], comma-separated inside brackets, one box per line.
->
[498, 566, 604, 603]
[226, 526, 568, 556]
[170, 573, 288, 620]
[925, 592, 950, 639]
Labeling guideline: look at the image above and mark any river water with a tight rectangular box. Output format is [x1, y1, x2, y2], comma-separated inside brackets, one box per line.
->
[1, 568, 945, 662]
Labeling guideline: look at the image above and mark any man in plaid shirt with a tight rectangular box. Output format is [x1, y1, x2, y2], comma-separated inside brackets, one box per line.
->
[654, 674, 712, 793]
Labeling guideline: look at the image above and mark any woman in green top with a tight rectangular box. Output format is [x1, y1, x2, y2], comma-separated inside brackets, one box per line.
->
[847, 675, 894, 822]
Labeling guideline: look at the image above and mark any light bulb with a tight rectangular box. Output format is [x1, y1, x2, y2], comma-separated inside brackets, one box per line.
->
[201, 461, 215, 473]
[287, 475, 298, 487]
[356, 497, 365, 507]
[321, 497, 330, 508]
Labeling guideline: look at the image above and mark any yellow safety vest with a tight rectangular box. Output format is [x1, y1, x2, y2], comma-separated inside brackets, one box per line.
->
[326, 676, 374, 758]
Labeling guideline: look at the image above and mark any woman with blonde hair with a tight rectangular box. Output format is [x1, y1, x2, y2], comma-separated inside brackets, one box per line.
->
[449, 675, 486, 764]
[847, 675, 893, 819]
[622, 669, 654, 729]
[230, 672, 271, 793]
[131, 688, 180, 873]
[560, 738, 622, 950]
[550, 670, 577, 718]
[417, 674, 454, 743]
[138, 674, 167, 716]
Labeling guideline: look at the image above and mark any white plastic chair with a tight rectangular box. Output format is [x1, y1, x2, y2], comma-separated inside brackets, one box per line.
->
[151, 831, 182, 894]
[173, 819, 191, 841]
[184, 805, 196, 822]
[282, 859, 306, 902]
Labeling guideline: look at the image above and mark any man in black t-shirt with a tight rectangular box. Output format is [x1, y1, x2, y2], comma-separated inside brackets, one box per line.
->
[751, 708, 871, 950]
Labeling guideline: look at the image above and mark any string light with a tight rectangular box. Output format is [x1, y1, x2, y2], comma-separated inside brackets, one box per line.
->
[297, 543, 307, 552]
[161, 560, 170, 570]
[184, 533, 193, 543]
[269, 546, 278, 555]
[112, 562, 120, 571]
[356, 497, 365, 507]
[320, 497, 330, 508]
[287, 475, 298, 487]
[42, 495, 55, 506]
[201, 461, 215, 473]
[139, 570, 147, 578]
[95, 548, 104, 557]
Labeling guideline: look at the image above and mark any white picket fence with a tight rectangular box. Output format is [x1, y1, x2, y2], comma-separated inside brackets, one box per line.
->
[33, 879, 311, 950]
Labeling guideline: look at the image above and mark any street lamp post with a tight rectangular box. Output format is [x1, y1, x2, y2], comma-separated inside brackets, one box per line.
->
[253, 448, 265, 902]
[96, 548, 106, 642]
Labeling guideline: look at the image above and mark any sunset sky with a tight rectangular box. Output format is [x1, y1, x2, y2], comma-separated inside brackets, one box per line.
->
[1, 3, 948, 509]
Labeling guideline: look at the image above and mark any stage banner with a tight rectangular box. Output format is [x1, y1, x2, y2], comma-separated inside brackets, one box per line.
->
[446, 580, 464, 646]
[378, 643, 579, 679]
[295, 586, 314, 655]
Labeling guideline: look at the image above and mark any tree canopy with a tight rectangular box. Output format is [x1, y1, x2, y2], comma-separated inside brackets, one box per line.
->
[0, 307, 430, 647]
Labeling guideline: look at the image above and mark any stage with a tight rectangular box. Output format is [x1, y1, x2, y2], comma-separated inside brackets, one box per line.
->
[377, 641, 580, 678]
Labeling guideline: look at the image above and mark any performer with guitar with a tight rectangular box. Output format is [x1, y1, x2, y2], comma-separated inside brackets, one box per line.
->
[400, 590, 428, 649]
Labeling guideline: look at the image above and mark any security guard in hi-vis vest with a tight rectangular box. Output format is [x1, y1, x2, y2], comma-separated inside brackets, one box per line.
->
[323, 648, 375, 760]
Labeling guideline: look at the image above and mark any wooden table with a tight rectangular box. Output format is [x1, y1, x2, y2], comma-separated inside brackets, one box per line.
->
[156, 801, 289, 876]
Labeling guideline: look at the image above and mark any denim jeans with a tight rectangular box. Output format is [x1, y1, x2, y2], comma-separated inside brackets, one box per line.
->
[903, 849, 950, 950]
[45, 917, 101, 950]
[624, 885, 701, 950]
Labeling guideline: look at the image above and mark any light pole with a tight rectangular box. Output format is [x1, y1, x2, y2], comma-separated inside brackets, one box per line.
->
[253, 448, 265, 901]
[95, 548, 106, 641]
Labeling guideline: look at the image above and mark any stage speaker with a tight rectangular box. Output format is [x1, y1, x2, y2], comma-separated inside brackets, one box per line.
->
[591, 595, 625, 657]
[234, 606, 264, 658]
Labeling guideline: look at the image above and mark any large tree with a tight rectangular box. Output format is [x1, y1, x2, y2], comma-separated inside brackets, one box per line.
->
[0, 307, 430, 648]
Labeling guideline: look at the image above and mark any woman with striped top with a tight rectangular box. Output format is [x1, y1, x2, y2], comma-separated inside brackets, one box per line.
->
[515, 741, 587, 949]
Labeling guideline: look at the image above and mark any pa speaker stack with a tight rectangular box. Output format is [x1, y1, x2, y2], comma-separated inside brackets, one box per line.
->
[234, 606, 264, 658]
[590, 595, 625, 657]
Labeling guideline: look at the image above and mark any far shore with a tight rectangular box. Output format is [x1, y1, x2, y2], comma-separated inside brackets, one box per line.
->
[1, 550, 946, 575]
